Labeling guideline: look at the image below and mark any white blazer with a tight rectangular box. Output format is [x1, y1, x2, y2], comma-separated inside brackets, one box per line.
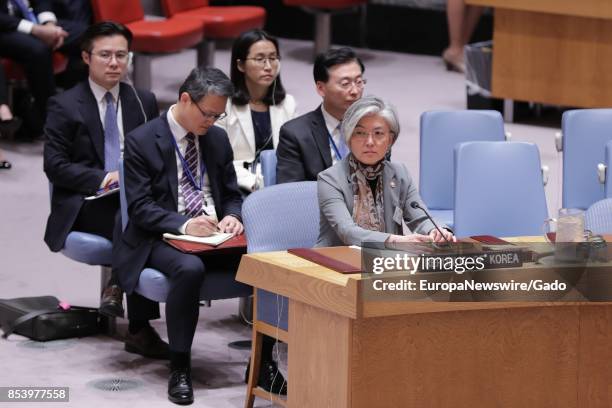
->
[216, 94, 296, 191]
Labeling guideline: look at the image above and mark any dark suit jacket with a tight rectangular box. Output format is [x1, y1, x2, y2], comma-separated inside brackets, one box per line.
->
[276, 106, 332, 183]
[43, 81, 158, 252]
[113, 113, 243, 294]
[0, 0, 52, 31]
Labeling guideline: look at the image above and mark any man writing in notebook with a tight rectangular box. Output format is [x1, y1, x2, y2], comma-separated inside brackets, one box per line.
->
[115, 67, 270, 404]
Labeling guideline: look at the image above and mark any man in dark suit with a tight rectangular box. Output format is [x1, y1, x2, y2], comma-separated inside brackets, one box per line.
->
[44, 22, 167, 358]
[276, 47, 365, 183]
[0, 0, 87, 122]
[115, 67, 253, 404]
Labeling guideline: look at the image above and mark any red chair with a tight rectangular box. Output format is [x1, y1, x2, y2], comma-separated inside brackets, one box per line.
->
[283, 0, 367, 56]
[160, 0, 266, 67]
[90, 0, 205, 90]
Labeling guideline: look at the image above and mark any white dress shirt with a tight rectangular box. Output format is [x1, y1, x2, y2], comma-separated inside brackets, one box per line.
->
[321, 105, 343, 164]
[167, 105, 217, 233]
[9, 0, 57, 34]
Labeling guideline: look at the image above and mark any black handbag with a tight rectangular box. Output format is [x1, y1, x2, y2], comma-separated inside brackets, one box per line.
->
[0, 296, 101, 341]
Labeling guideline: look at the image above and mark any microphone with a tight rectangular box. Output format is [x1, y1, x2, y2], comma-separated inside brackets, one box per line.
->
[410, 201, 452, 247]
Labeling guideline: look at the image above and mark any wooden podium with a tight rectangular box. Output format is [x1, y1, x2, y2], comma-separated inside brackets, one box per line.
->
[236, 247, 612, 408]
[465, 0, 612, 108]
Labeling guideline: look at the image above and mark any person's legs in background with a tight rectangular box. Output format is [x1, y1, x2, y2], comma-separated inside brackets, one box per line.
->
[443, 0, 484, 73]
[0, 31, 54, 138]
[0, 63, 20, 168]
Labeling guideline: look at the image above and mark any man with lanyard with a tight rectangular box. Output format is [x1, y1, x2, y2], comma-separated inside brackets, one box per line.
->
[115, 67, 251, 405]
[276, 47, 366, 183]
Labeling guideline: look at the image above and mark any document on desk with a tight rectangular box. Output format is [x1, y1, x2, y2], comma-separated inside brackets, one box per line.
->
[163, 232, 234, 247]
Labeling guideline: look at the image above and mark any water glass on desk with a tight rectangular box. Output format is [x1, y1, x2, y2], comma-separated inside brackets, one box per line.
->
[543, 208, 586, 262]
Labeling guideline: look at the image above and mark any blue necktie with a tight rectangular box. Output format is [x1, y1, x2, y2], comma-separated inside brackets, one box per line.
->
[103, 92, 121, 172]
[9, 0, 37, 23]
[336, 122, 349, 159]
[180, 133, 203, 218]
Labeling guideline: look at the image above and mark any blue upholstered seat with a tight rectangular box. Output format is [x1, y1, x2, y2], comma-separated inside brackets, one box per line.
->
[453, 141, 548, 238]
[419, 110, 505, 229]
[561, 109, 612, 209]
[260, 149, 277, 187]
[242, 181, 319, 331]
[585, 198, 612, 234]
[61, 231, 112, 266]
[606, 140, 612, 198]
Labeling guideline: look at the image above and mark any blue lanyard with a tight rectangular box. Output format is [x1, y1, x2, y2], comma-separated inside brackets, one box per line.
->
[170, 134, 206, 191]
[328, 133, 343, 160]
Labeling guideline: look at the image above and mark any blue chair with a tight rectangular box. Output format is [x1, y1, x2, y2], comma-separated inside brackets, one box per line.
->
[607, 141, 612, 198]
[585, 198, 612, 234]
[260, 150, 277, 187]
[453, 141, 549, 238]
[241, 181, 319, 407]
[419, 110, 505, 228]
[559, 109, 612, 209]
[598, 140, 612, 198]
[117, 160, 251, 304]
[48, 184, 115, 332]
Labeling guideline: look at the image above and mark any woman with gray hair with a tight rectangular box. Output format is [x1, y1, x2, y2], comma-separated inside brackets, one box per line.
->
[317, 95, 455, 246]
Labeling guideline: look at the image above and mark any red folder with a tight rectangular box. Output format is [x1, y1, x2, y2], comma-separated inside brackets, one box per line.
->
[164, 234, 247, 256]
[288, 247, 362, 274]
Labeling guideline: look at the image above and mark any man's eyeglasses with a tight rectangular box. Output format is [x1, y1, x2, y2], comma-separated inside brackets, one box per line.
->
[352, 129, 389, 143]
[337, 78, 367, 90]
[190, 96, 227, 121]
[89, 51, 129, 64]
[245, 56, 280, 67]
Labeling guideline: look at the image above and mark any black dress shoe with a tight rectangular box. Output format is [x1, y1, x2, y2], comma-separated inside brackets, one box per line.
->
[124, 325, 170, 359]
[168, 368, 193, 405]
[245, 358, 287, 396]
[99, 284, 124, 318]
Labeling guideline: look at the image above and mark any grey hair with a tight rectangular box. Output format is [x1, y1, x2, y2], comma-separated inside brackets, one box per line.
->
[178, 67, 234, 101]
[341, 95, 400, 145]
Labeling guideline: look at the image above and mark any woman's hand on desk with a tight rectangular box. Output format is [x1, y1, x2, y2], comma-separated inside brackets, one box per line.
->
[386, 233, 432, 252]
[429, 228, 456, 244]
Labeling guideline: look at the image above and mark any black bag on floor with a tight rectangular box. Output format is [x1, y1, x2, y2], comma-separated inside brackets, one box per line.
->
[0, 296, 100, 341]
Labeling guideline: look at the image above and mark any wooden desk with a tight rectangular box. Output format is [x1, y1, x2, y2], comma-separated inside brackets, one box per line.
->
[465, 0, 612, 108]
[236, 248, 612, 408]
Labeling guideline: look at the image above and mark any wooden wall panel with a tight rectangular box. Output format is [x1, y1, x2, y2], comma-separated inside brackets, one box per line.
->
[466, 0, 612, 19]
[490, 9, 612, 107]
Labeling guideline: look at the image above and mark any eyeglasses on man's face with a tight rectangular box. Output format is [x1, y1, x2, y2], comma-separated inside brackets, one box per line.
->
[90, 50, 129, 64]
[245, 55, 280, 67]
[336, 78, 367, 91]
[190, 96, 227, 121]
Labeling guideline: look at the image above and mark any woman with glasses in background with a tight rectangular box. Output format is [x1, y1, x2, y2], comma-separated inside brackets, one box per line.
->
[217, 29, 296, 192]
[317, 96, 455, 247]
